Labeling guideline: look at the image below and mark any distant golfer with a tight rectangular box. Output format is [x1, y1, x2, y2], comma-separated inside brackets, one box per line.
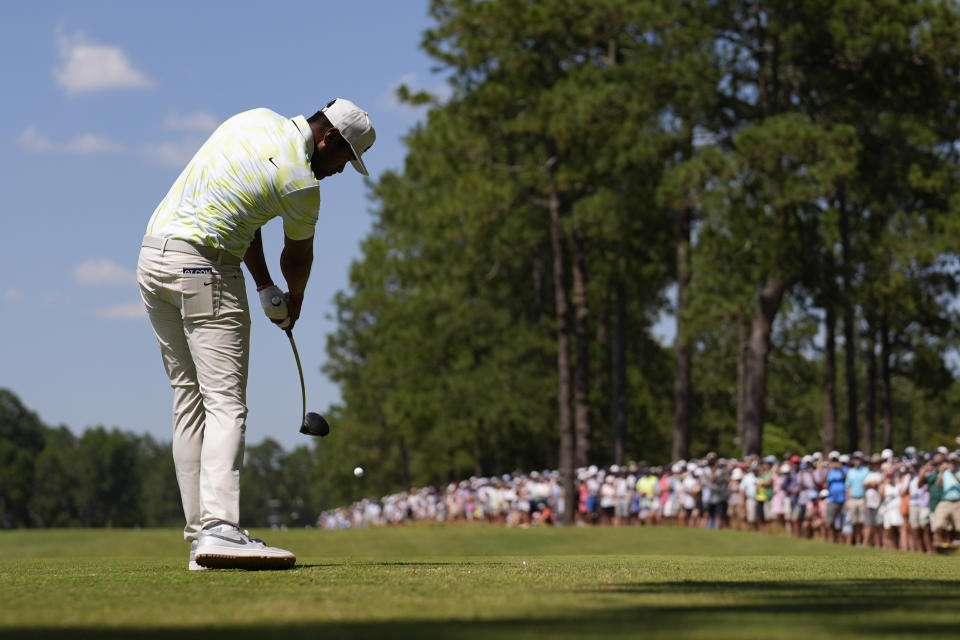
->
[137, 99, 375, 570]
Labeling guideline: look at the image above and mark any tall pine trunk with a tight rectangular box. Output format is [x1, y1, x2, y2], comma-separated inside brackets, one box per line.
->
[742, 276, 789, 456]
[839, 198, 859, 451]
[672, 204, 692, 461]
[822, 304, 838, 452]
[843, 304, 858, 451]
[571, 227, 591, 468]
[737, 315, 749, 449]
[610, 248, 626, 466]
[547, 168, 575, 525]
[880, 312, 894, 449]
[863, 321, 877, 455]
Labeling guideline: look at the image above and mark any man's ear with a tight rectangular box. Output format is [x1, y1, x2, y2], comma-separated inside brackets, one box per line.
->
[323, 127, 344, 145]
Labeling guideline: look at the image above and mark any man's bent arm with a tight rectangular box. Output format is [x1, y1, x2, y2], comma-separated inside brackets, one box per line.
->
[243, 229, 274, 288]
[281, 234, 314, 327]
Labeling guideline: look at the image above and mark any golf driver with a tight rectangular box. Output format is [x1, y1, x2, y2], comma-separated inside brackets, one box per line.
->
[284, 329, 330, 437]
[270, 294, 329, 436]
[269, 293, 329, 436]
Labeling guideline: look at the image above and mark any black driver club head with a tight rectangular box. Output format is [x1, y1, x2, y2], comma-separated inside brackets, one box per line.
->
[301, 412, 330, 437]
[285, 330, 330, 438]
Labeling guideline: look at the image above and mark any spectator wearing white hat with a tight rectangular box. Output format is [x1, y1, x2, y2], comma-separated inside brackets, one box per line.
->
[706, 460, 731, 530]
[756, 459, 775, 532]
[613, 469, 631, 526]
[770, 461, 789, 531]
[585, 468, 601, 524]
[863, 454, 884, 548]
[907, 460, 931, 553]
[659, 466, 681, 523]
[794, 457, 817, 538]
[896, 464, 913, 550]
[844, 452, 869, 546]
[728, 466, 744, 529]
[740, 463, 759, 531]
[880, 467, 906, 550]
[679, 464, 700, 528]
[599, 475, 616, 526]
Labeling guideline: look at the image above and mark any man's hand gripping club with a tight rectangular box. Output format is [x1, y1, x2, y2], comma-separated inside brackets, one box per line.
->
[244, 228, 313, 333]
[258, 285, 291, 328]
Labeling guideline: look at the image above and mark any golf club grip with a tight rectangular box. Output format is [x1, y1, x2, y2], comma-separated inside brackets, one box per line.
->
[285, 329, 306, 423]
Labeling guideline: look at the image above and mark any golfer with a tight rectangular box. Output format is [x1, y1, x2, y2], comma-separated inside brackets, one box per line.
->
[137, 99, 375, 570]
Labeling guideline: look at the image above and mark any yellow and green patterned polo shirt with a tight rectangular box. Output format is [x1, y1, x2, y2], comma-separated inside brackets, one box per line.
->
[146, 108, 320, 258]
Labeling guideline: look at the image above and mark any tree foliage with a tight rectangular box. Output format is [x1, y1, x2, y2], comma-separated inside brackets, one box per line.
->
[0, 388, 325, 529]
[324, 0, 960, 498]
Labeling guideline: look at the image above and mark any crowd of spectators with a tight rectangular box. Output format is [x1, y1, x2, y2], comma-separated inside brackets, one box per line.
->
[316, 444, 960, 553]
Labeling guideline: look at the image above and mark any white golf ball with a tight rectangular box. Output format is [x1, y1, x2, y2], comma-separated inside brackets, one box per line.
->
[353, 466, 364, 477]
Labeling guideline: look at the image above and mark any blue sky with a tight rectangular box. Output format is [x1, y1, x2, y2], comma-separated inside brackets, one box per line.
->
[0, 1, 447, 450]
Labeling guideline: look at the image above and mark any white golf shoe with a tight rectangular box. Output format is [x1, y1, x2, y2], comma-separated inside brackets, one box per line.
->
[193, 522, 296, 570]
[188, 540, 208, 571]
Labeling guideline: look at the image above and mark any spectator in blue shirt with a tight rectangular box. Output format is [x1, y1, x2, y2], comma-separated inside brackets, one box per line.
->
[824, 453, 847, 543]
[845, 452, 869, 545]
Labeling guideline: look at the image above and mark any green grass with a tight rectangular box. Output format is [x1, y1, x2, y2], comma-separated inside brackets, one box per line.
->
[1, 525, 959, 638]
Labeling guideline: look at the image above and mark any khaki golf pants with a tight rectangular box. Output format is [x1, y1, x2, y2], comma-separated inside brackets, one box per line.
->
[137, 235, 249, 540]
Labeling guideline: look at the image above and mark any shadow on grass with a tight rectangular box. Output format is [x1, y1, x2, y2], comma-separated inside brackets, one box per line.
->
[194, 561, 501, 571]
[294, 561, 499, 569]
[577, 578, 960, 635]
[4, 578, 960, 638]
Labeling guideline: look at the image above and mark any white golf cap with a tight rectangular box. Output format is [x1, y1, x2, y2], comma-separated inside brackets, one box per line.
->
[321, 98, 376, 176]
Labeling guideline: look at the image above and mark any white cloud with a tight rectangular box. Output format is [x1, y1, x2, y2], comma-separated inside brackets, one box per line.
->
[19, 126, 123, 154]
[66, 132, 123, 153]
[18, 127, 54, 152]
[53, 27, 154, 94]
[164, 112, 219, 134]
[3, 288, 24, 304]
[141, 138, 205, 168]
[74, 258, 136, 285]
[94, 301, 146, 319]
[375, 72, 452, 112]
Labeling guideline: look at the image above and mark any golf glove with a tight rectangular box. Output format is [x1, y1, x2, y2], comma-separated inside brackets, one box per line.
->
[258, 285, 290, 328]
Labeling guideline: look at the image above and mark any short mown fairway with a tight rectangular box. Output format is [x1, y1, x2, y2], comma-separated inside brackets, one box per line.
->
[1, 525, 958, 638]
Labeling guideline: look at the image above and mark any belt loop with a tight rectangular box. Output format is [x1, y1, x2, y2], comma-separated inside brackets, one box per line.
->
[160, 238, 169, 254]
